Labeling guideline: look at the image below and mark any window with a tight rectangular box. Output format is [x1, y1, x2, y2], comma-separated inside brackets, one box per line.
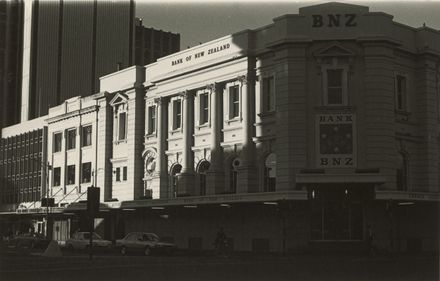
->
[198, 161, 210, 196]
[395, 75, 407, 111]
[147, 106, 156, 134]
[123, 166, 127, 181]
[326, 69, 343, 105]
[171, 164, 182, 197]
[199, 93, 209, 125]
[82, 125, 92, 147]
[53, 133, 62, 152]
[264, 153, 276, 192]
[263, 76, 275, 112]
[397, 152, 408, 191]
[67, 129, 76, 150]
[118, 112, 127, 140]
[230, 159, 240, 193]
[53, 167, 61, 187]
[67, 165, 75, 185]
[82, 162, 91, 183]
[173, 99, 182, 130]
[229, 85, 240, 119]
[115, 167, 121, 182]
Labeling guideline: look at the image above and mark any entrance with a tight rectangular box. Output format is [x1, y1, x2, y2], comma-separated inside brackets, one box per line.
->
[309, 185, 372, 240]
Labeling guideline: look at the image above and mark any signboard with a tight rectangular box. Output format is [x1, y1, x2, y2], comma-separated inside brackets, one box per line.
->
[316, 113, 356, 168]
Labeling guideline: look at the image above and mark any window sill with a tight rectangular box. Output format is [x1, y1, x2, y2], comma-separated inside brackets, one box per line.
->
[225, 117, 241, 125]
[196, 123, 209, 130]
[258, 111, 276, 118]
[113, 139, 127, 145]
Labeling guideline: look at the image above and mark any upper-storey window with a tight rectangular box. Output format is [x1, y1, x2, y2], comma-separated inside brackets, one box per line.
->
[229, 85, 240, 119]
[395, 75, 407, 111]
[82, 125, 92, 147]
[66, 129, 76, 150]
[199, 92, 209, 125]
[263, 76, 275, 112]
[53, 132, 62, 153]
[118, 112, 127, 141]
[110, 93, 129, 142]
[147, 105, 156, 134]
[173, 99, 182, 130]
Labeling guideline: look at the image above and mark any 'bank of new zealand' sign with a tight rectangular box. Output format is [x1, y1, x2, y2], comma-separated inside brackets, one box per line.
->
[316, 113, 356, 168]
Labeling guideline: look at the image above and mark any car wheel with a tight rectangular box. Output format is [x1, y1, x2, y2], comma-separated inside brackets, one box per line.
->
[120, 246, 127, 255]
[144, 246, 151, 256]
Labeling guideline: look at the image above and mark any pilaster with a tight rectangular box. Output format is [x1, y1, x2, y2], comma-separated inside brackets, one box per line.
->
[206, 83, 225, 195]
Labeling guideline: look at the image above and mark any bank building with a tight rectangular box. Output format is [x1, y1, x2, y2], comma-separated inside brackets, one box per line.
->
[1, 2, 439, 253]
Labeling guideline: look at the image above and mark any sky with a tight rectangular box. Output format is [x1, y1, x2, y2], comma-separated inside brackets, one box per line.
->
[135, 0, 440, 50]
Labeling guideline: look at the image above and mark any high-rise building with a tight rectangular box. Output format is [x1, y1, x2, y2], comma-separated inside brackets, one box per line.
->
[0, 0, 23, 129]
[9, 0, 180, 124]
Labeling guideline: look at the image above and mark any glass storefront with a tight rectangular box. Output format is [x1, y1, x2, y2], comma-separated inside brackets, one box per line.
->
[309, 185, 372, 240]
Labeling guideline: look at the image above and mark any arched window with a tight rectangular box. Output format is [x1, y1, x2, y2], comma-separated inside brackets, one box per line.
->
[197, 161, 210, 196]
[264, 153, 276, 192]
[170, 164, 182, 197]
[229, 158, 240, 193]
[397, 152, 408, 191]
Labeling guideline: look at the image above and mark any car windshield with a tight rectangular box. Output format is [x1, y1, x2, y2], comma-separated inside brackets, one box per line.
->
[148, 234, 159, 242]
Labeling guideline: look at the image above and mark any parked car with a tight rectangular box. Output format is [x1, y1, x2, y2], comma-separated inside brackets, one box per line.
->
[11, 233, 51, 250]
[116, 232, 176, 256]
[65, 232, 112, 251]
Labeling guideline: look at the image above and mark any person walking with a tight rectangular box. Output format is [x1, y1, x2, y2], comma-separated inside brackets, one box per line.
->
[214, 227, 228, 257]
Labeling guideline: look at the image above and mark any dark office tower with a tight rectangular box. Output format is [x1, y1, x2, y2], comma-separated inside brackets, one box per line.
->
[134, 18, 180, 66]
[0, 0, 23, 130]
[21, 0, 180, 122]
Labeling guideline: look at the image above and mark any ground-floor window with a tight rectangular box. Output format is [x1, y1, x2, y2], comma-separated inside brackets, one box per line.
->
[309, 185, 367, 240]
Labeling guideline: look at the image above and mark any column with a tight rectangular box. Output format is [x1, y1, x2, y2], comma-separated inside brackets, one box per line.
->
[238, 73, 258, 193]
[206, 83, 225, 194]
[154, 97, 170, 198]
[178, 91, 195, 196]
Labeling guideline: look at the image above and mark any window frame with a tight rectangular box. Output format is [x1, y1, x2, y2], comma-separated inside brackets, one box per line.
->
[66, 129, 76, 150]
[53, 132, 62, 153]
[147, 105, 156, 135]
[115, 167, 121, 182]
[53, 167, 61, 187]
[66, 165, 75, 185]
[81, 125, 92, 147]
[81, 162, 92, 184]
[395, 74, 408, 112]
[229, 85, 240, 119]
[123, 166, 127, 181]
[118, 112, 127, 141]
[198, 92, 210, 126]
[172, 98, 182, 131]
[322, 64, 348, 106]
[262, 76, 275, 112]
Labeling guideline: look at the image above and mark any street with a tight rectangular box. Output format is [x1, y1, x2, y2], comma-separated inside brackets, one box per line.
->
[1, 250, 438, 281]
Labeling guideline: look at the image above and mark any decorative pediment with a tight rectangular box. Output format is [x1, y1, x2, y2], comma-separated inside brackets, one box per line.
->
[109, 92, 129, 107]
[314, 42, 355, 58]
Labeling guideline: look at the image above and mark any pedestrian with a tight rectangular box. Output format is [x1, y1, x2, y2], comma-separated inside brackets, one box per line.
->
[214, 227, 228, 257]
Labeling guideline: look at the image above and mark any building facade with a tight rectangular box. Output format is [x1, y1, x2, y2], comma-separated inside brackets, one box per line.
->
[0, 0, 23, 129]
[1, 2, 439, 253]
[16, 0, 180, 124]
